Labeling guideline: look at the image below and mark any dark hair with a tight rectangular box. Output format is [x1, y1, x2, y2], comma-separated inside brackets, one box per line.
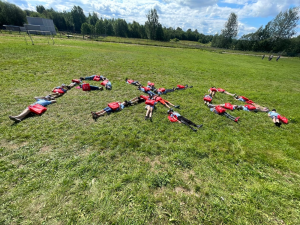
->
[272, 109, 276, 112]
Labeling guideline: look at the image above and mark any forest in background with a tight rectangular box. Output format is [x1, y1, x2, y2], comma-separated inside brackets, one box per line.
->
[0, 1, 299, 55]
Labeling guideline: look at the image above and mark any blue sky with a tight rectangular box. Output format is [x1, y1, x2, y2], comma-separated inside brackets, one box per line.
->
[7, 0, 300, 36]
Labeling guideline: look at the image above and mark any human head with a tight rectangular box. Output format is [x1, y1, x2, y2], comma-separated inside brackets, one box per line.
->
[167, 109, 173, 114]
[272, 109, 276, 112]
[123, 101, 129, 107]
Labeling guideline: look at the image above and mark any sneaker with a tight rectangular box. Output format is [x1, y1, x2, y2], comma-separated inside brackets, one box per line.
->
[99, 87, 104, 91]
[125, 77, 128, 81]
[173, 87, 175, 91]
[174, 105, 180, 108]
[197, 124, 203, 128]
[150, 117, 152, 122]
[91, 112, 98, 120]
[80, 77, 85, 80]
[192, 128, 197, 132]
[9, 116, 21, 122]
[145, 116, 148, 120]
[234, 117, 240, 122]
[278, 122, 282, 127]
[189, 86, 193, 88]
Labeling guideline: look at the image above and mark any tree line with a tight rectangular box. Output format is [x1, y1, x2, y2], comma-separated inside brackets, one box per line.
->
[212, 8, 300, 55]
[0, 0, 299, 54]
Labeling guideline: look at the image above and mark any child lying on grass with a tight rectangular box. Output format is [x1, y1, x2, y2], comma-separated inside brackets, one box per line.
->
[91, 101, 129, 120]
[167, 109, 202, 132]
[9, 98, 56, 122]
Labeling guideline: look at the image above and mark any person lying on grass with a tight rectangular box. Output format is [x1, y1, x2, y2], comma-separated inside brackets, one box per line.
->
[9, 97, 56, 122]
[147, 81, 155, 91]
[100, 79, 112, 90]
[175, 84, 193, 90]
[137, 85, 156, 96]
[153, 87, 175, 95]
[125, 78, 142, 86]
[203, 94, 213, 105]
[208, 87, 218, 97]
[91, 101, 129, 120]
[80, 75, 106, 81]
[152, 95, 180, 109]
[80, 83, 104, 91]
[167, 108, 202, 132]
[234, 95, 254, 104]
[144, 97, 157, 122]
[236, 105, 269, 112]
[207, 104, 239, 122]
[214, 87, 235, 97]
[268, 109, 288, 127]
[47, 84, 69, 98]
[210, 103, 269, 112]
[127, 96, 147, 105]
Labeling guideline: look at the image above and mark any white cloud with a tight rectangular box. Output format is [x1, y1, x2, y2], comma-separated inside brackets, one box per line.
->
[14, 0, 300, 36]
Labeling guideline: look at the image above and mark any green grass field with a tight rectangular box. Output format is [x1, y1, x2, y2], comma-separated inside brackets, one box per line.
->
[1, 34, 300, 224]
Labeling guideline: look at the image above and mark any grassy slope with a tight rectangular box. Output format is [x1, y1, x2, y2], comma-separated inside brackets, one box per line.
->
[0, 34, 300, 224]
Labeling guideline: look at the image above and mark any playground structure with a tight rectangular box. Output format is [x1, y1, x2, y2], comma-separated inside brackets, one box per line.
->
[3, 16, 56, 45]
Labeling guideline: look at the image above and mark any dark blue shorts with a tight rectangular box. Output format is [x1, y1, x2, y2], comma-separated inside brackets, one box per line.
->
[104, 107, 113, 113]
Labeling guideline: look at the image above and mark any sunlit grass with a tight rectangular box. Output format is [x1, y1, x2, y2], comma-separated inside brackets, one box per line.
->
[0, 34, 300, 224]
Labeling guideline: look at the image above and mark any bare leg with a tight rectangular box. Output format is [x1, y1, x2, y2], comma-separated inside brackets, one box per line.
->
[67, 82, 77, 88]
[145, 106, 151, 117]
[252, 103, 269, 112]
[51, 93, 63, 98]
[207, 104, 216, 108]
[163, 103, 171, 109]
[129, 97, 139, 105]
[149, 107, 153, 121]
[94, 110, 106, 116]
[9, 108, 32, 121]
[224, 91, 235, 96]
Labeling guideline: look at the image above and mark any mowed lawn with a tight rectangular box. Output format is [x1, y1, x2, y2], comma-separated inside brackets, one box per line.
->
[0, 34, 300, 224]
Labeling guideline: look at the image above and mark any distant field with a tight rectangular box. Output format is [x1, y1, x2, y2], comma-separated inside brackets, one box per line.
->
[0, 34, 300, 224]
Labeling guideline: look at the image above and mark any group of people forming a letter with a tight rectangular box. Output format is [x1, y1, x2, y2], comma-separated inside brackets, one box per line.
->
[9, 75, 288, 130]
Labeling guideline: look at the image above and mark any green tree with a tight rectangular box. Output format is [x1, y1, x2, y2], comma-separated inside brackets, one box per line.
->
[113, 19, 128, 37]
[71, 6, 86, 32]
[0, 1, 26, 27]
[221, 12, 238, 39]
[271, 7, 299, 40]
[145, 8, 160, 40]
[36, 5, 45, 14]
[88, 12, 99, 26]
[156, 24, 164, 41]
[81, 22, 94, 38]
[104, 19, 114, 36]
[95, 19, 105, 35]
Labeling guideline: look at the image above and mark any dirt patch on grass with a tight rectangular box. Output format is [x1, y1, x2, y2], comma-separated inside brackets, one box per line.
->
[153, 187, 167, 197]
[175, 187, 199, 197]
[39, 146, 52, 154]
[145, 156, 163, 173]
[0, 141, 28, 150]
